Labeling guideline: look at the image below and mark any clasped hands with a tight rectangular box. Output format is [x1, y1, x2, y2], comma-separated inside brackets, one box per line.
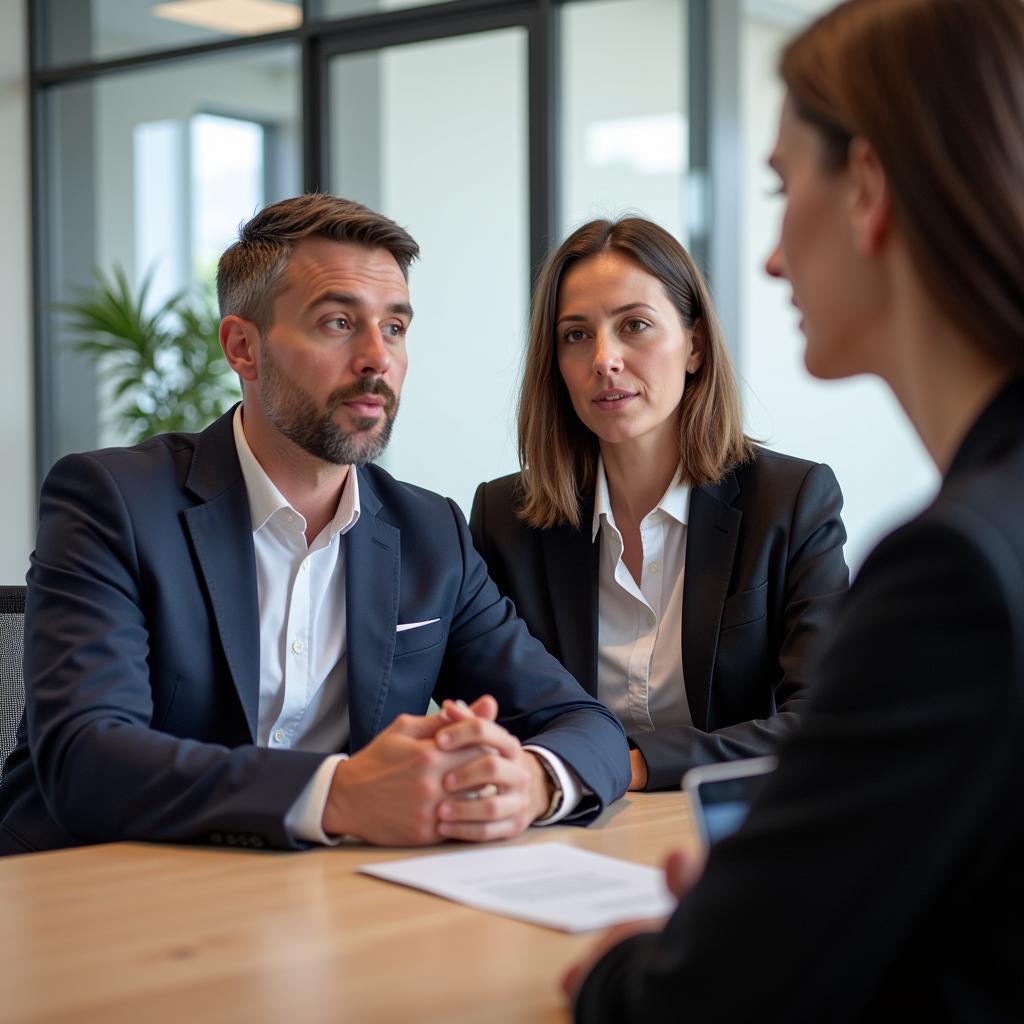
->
[321, 694, 554, 846]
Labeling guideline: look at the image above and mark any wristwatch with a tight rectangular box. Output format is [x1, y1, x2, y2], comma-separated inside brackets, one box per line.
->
[534, 755, 564, 822]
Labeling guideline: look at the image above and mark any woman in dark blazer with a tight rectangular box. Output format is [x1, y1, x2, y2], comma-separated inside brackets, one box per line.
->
[567, 0, 1024, 1019]
[471, 217, 849, 791]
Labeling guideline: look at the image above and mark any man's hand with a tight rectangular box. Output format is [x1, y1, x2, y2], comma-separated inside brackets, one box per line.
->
[321, 713, 486, 845]
[561, 847, 706, 1003]
[432, 696, 554, 842]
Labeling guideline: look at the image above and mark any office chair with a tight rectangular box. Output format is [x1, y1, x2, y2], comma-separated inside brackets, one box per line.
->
[0, 586, 26, 780]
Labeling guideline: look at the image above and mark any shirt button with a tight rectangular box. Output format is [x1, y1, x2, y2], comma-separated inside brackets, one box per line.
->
[273, 728, 285, 744]
[291, 639, 304, 654]
[300, 561, 308, 571]
[647, 561, 660, 574]
[286, 513, 294, 523]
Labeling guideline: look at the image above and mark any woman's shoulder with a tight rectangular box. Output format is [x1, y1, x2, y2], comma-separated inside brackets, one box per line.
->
[474, 471, 525, 507]
[738, 444, 831, 478]
[727, 445, 842, 504]
[918, 451, 1024, 596]
[470, 472, 535, 551]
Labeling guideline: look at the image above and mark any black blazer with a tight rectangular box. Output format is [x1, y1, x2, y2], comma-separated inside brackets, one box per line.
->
[575, 379, 1024, 1022]
[470, 448, 850, 789]
[0, 408, 630, 855]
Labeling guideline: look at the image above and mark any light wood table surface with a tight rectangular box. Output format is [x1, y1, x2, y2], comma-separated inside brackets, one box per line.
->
[1, 793, 696, 1023]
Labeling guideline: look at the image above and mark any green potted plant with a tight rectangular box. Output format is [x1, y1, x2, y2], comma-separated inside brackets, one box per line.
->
[60, 265, 240, 443]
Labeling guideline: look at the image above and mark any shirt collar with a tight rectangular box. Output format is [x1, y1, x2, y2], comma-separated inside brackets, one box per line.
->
[591, 456, 690, 541]
[232, 405, 361, 539]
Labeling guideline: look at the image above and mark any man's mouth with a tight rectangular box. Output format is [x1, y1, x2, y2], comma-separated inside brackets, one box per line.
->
[329, 381, 397, 421]
[343, 396, 386, 417]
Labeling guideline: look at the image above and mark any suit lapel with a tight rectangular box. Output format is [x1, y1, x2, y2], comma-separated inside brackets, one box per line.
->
[541, 511, 599, 695]
[344, 470, 400, 751]
[182, 408, 261, 741]
[683, 472, 742, 729]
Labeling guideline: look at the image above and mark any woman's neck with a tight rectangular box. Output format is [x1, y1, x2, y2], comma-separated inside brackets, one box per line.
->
[600, 431, 681, 528]
[880, 272, 1010, 473]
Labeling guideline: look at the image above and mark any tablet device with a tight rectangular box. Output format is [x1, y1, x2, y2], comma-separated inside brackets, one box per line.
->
[682, 756, 777, 848]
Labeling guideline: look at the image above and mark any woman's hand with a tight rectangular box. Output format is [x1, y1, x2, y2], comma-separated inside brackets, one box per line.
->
[561, 846, 706, 1003]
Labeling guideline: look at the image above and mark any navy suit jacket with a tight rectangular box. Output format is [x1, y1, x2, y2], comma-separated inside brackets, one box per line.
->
[0, 408, 629, 854]
[575, 382, 1024, 1021]
[471, 448, 849, 789]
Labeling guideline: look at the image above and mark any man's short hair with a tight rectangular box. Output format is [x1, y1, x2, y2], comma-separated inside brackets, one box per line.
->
[217, 193, 420, 333]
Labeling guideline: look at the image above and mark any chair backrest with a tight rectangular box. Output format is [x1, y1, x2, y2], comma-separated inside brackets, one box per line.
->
[0, 586, 26, 780]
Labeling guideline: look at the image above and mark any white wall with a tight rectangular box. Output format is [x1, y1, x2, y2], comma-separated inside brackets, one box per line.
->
[738, 6, 938, 571]
[560, 0, 688, 240]
[330, 28, 529, 516]
[379, 28, 528, 514]
[0, 0, 34, 583]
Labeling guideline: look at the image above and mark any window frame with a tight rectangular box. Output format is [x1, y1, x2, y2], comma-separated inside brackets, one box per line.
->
[26, 0, 730, 485]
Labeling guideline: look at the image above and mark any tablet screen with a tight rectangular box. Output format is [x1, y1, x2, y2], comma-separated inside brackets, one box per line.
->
[683, 756, 777, 847]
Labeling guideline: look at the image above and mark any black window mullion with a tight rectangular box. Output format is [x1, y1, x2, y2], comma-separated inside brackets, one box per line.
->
[302, 31, 324, 192]
[527, 0, 556, 282]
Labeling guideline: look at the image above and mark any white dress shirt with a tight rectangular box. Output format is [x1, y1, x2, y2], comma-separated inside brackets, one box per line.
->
[232, 409, 579, 844]
[593, 458, 692, 739]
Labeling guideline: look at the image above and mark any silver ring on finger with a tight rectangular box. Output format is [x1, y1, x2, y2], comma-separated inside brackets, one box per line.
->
[464, 783, 499, 801]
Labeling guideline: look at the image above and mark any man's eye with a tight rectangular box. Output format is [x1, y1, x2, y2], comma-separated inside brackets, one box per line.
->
[327, 317, 350, 330]
[384, 322, 407, 338]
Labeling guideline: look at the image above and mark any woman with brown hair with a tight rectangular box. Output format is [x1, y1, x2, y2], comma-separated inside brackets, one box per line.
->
[470, 216, 849, 791]
[567, 0, 1024, 1019]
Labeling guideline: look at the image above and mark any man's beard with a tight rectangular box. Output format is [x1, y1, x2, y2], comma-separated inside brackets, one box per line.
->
[258, 342, 399, 466]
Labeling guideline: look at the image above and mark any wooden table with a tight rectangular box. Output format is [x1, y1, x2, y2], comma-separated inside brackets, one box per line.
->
[0, 793, 696, 1023]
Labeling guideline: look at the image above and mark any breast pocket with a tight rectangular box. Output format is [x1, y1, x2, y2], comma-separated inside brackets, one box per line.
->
[720, 580, 768, 631]
[393, 618, 447, 658]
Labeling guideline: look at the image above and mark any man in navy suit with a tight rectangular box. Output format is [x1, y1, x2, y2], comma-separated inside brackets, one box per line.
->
[0, 194, 630, 854]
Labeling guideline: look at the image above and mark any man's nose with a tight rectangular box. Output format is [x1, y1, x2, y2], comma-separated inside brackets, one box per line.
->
[354, 326, 392, 377]
[765, 243, 784, 279]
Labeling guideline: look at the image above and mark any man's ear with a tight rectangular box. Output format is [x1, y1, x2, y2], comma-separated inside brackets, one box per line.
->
[686, 317, 706, 374]
[847, 136, 891, 256]
[220, 315, 261, 383]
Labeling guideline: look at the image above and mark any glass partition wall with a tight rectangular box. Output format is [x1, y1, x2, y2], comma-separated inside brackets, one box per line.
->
[41, 44, 301, 455]
[327, 28, 530, 507]
[32, 0, 923, 564]
[31, 0, 701, 514]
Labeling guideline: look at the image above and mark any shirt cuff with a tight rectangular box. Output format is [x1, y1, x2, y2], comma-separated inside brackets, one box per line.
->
[284, 753, 348, 845]
[523, 745, 584, 825]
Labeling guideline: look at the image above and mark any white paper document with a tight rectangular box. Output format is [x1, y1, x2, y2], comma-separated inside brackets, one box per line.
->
[358, 841, 676, 932]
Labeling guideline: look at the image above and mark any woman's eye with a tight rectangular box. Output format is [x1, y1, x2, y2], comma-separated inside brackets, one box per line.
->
[625, 319, 650, 333]
[564, 329, 587, 344]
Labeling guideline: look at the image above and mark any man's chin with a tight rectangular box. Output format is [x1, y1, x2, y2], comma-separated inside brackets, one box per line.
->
[348, 422, 395, 466]
[348, 415, 382, 432]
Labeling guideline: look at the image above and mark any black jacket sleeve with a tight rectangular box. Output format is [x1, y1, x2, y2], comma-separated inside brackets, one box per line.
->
[576, 506, 1023, 1022]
